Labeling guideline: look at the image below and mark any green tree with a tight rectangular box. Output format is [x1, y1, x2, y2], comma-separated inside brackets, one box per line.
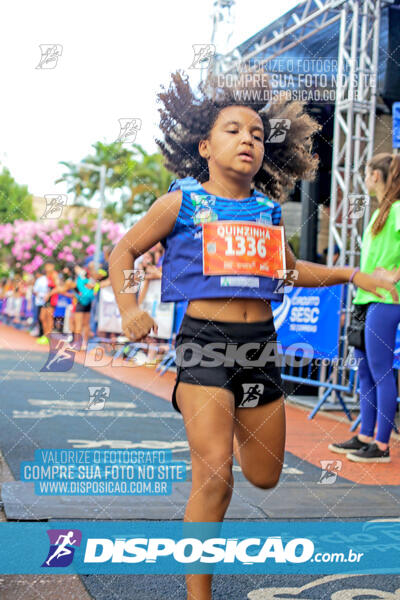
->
[57, 142, 174, 225]
[123, 146, 174, 216]
[57, 141, 133, 202]
[0, 168, 35, 223]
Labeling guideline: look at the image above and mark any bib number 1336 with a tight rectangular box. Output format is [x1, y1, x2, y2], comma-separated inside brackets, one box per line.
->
[202, 220, 286, 278]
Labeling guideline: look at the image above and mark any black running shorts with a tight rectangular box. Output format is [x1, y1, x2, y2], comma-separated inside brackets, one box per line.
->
[171, 313, 284, 413]
[75, 302, 92, 313]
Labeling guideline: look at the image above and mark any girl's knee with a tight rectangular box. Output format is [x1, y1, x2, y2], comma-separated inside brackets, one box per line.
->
[252, 476, 280, 490]
[244, 467, 282, 490]
[192, 458, 233, 498]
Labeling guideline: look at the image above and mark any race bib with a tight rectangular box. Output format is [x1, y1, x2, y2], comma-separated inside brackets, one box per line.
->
[202, 220, 286, 278]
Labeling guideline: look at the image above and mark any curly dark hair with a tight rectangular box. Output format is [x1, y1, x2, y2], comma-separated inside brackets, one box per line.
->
[155, 70, 321, 201]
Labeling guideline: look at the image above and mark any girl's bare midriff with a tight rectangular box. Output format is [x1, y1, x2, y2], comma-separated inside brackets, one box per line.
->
[186, 297, 273, 323]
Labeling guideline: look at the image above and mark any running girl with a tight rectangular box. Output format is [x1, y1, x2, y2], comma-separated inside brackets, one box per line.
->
[109, 71, 398, 600]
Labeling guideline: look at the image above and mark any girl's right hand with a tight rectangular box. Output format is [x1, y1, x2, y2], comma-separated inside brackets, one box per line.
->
[121, 308, 158, 341]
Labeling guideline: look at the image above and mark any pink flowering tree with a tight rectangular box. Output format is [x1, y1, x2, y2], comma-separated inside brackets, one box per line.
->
[0, 215, 124, 275]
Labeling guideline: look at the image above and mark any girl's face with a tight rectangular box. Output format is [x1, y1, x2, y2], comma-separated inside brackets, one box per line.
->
[200, 105, 265, 181]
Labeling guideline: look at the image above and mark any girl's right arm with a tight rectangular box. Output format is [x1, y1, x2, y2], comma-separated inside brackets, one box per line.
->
[109, 190, 182, 341]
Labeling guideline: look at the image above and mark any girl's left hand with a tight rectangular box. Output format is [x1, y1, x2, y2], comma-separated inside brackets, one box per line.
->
[354, 271, 399, 302]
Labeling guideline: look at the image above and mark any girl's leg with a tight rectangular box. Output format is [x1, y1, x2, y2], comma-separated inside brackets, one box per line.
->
[365, 303, 400, 447]
[82, 312, 91, 347]
[41, 307, 48, 335]
[74, 312, 83, 343]
[175, 382, 236, 600]
[38, 308, 44, 337]
[233, 396, 285, 488]
[42, 306, 53, 337]
[48, 307, 54, 335]
[39, 307, 45, 335]
[68, 310, 75, 335]
[354, 348, 377, 442]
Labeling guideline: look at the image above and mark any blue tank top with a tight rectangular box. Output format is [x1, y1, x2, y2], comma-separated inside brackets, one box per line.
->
[161, 177, 284, 303]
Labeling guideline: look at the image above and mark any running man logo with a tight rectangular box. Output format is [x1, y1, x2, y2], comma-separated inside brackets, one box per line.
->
[41, 194, 67, 220]
[266, 119, 291, 143]
[348, 194, 369, 220]
[87, 386, 110, 410]
[238, 383, 264, 408]
[40, 334, 82, 372]
[189, 44, 216, 69]
[42, 529, 82, 568]
[274, 269, 299, 294]
[120, 269, 145, 294]
[318, 460, 342, 485]
[115, 118, 142, 144]
[35, 44, 63, 69]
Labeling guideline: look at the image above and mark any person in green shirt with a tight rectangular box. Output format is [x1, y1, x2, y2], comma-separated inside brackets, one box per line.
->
[330, 153, 400, 463]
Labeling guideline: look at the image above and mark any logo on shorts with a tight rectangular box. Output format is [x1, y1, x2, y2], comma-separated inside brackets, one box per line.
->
[238, 383, 264, 407]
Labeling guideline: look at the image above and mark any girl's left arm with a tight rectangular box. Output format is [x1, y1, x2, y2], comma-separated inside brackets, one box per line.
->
[280, 218, 399, 302]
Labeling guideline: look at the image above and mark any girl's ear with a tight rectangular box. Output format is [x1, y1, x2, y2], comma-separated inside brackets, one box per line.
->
[198, 139, 210, 160]
[372, 169, 382, 184]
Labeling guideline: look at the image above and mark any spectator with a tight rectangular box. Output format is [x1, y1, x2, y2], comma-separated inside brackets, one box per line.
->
[32, 269, 49, 340]
[330, 153, 400, 463]
[52, 265, 75, 333]
[91, 247, 119, 344]
[136, 246, 169, 366]
[72, 263, 95, 350]
[37, 261, 60, 344]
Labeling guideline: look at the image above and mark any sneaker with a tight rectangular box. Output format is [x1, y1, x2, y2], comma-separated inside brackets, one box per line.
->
[328, 436, 370, 454]
[36, 336, 49, 345]
[346, 443, 390, 463]
[144, 357, 163, 367]
[131, 350, 148, 366]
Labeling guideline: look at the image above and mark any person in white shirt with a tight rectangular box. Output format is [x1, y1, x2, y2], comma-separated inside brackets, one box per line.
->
[33, 273, 49, 307]
[32, 272, 48, 337]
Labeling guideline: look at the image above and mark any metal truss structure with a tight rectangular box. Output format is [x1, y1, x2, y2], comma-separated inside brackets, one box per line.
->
[327, 0, 384, 378]
[222, 0, 344, 74]
[211, 0, 393, 403]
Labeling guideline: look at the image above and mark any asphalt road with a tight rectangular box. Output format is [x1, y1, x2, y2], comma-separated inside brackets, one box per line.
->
[1, 346, 399, 599]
